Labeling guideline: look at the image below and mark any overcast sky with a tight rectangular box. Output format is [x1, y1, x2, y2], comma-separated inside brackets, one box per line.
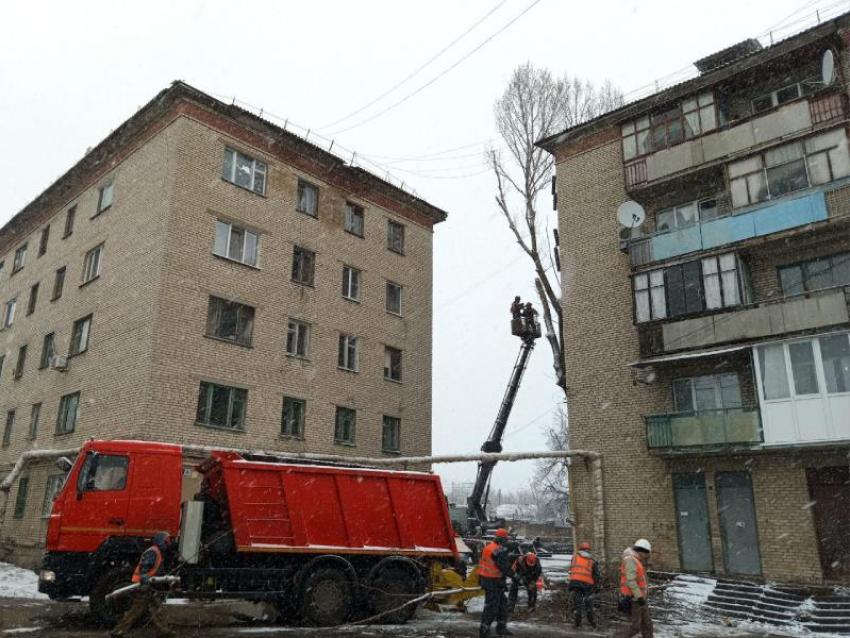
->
[0, 0, 825, 492]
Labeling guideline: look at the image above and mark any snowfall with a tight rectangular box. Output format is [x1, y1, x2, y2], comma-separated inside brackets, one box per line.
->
[0, 560, 843, 637]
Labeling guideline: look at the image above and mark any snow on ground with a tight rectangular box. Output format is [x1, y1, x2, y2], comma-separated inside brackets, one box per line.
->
[0, 563, 47, 600]
[663, 574, 717, 607]
[539, 553, 571, 584]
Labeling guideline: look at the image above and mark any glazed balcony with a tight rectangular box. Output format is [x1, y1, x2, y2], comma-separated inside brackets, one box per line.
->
[646, 407, 763, 453]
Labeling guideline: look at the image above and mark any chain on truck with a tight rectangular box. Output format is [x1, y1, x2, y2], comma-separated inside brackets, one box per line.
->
[37, 441, 468, 627]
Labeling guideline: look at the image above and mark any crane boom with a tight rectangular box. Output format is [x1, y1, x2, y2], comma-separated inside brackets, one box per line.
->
[466, 310, 539, 531]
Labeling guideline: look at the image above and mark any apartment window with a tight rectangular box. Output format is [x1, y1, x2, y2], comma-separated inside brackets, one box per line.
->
[2, 410, 14, 446]
[27, 283, 39, 316]
[38, 225, 50, 257]
[281, 397, 305, 438]
[39, 333, 55, 369]
[214, 220, 259, 267]
[13, 243, 27, 274]
[386, 281, 403, 315]
[622, 93, 716, 161]
[82, 244, 104, 283]
[14, 345, 27, 380]
[52, 267, 66, 300]
[779, 252, 850, 296]
[196, 382, 247, 430]
[681, 93, 718, 138]
[13, 476, 28, 519]
[702, 253, 740, 309]
[297, 180, 319, 217]
[28, 403, 41, 440]
[729, 129, 850, 208]
[3, 298, 16, 327]
[222, 148, 267, 195]
[656, 199, 718, 232]
[63, 206, 76, 238]
[673, 374, 742, 412]
[205, 296, 254, 346]
[70, 315, 92, 356]
[384, 346, 402, 382]
[757, 338, 836, 400]
[387, 220, 405, 254]
[0, 356, 5, 382]
[633, 270, 666, 323]
[96, 181, 114, 214]
[56, 392, 80, 434]
[42, 475, 64, 517]
[344, 202, 364, 237]
[338, 333, 358, 371]
[382, 416, 401, 453]
[291, 246, 315, 286]
[821, 333, 850, 394]
[752, 78, 817, 114]
[342, 266, 360, 301]
[286, 319, 310, 358]
[334, 407, 356, 445]
[666, 261, 705, 318]
[621, 116, 650, 161]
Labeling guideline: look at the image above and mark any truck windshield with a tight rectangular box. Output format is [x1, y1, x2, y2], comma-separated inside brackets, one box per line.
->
[77, 453, 129, 492]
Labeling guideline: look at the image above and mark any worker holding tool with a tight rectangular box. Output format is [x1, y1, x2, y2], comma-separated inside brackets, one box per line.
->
[568, 541, 600, 628]
[509, 552, 542, 612]
[477, 528, 515, 638]
[613, 538, 653, 638]
[110, 532, 176, 638]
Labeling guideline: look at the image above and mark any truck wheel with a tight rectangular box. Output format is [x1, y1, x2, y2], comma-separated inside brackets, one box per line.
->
[300, 567, 354, 627]
[368, 567, 423, 624]
[90, 566, 138, 627]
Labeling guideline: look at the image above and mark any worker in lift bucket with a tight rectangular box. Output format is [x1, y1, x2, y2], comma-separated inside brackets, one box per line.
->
[510, 296, 523, 320]
[110, 532, 176, 638]
[613, 538, 653, 638]
[477, 528, 516, 638]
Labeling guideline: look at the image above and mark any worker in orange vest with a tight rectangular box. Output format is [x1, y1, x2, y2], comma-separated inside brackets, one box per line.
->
[477, 528, 515, 638]
[568, 541, 600, 628]
[110, 532, 176, 638]
[508, 552, 542, 611]
[613, 538, 653, 638]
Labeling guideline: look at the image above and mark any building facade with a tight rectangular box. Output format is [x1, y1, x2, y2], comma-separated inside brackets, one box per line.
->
[541, 17, 850, 584]
[0, 82, 447, 566]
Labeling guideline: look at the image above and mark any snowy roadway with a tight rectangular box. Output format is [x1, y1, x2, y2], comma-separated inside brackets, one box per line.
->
[0, 561, 825, 638]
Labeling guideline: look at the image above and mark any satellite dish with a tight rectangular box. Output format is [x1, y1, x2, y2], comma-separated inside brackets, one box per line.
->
[616, 201, 646, 229]
[822, 49, 835, 86]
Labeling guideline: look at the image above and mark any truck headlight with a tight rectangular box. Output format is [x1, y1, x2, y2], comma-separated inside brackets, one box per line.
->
[39, 570, 56, 582]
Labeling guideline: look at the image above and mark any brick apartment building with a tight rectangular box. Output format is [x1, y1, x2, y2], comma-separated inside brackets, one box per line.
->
[540, 16, 850, 584]
[0, 82, 447, 566]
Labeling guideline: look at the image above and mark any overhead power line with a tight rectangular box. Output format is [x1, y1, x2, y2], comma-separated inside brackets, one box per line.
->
[326, 0, 544, 137]
[321, 0, 511, 131]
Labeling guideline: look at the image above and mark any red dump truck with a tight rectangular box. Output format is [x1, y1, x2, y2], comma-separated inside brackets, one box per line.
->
[37, 440, 461, 626]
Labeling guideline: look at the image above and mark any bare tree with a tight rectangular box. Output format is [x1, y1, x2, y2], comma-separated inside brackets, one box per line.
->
[533, 405, 570, 523]
[488, 63, 623, 393]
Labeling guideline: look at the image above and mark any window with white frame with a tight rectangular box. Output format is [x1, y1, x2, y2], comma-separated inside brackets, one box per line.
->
[338, 333, 358, 371]
[757, 333, 850, 400]
[633, 270, 666, 323]
[13, 244, 27, 274]
[622, 92, 716, 161]
[752, 78, 817, 114]
[342, 265, 360, 301]
[286, 319, 310, 358]
[196, 382, 247, 430]
[70, 315, 92, 356]
[4, 298, 17, 328]
[56, 392, 80, 435]
[297, 180, 319, 217]
[386, 281, 403, 315]
[222, 148, 267, 195]
[656, 199, 718, 232]
[96, 181, 114, 214]
[344, 202, 364, 237]
[214, 220, 259, 267]
[82, 244, 104, 283]
[702, 253, 740, 309]
[281, 397, 306, 438]
[729, 129, 850, 208]
[673, 374, 742, 413]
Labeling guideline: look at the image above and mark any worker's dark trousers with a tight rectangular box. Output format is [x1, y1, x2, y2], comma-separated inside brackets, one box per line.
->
[569, 583, 595, 626]
[111, 588, 171, 637]
[508, 578, 537, 610]
[613, 598, 654, 638]
[479, 578, 509, 636]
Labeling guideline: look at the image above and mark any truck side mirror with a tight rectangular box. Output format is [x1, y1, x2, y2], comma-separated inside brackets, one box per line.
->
[55, 457, 73, 473]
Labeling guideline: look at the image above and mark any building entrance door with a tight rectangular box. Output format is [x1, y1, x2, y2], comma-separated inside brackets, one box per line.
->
[807, 466, 850, 582]
[715, 471, 762, 575]
[673, 473, 714, 572]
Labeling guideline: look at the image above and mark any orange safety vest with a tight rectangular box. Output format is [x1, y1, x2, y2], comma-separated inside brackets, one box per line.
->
[569, 553, 595, 585]
[131, 546, 163, 584]
[478, 542, 503, 579]
[619, 555, 647, 597]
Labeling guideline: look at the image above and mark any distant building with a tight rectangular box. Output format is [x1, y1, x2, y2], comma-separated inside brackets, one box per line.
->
[0, 82, 447, 566]
[540, 15, 850, 583]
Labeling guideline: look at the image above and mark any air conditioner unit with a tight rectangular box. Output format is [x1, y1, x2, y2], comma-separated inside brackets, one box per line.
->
[618, 223, 645, 249]
[50, 355, 68, 371]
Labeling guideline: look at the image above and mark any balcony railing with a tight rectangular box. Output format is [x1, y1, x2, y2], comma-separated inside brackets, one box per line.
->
[646, 407, 763, 452]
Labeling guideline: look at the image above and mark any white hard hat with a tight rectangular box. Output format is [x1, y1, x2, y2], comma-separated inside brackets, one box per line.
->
[634, 538, 652, 552]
